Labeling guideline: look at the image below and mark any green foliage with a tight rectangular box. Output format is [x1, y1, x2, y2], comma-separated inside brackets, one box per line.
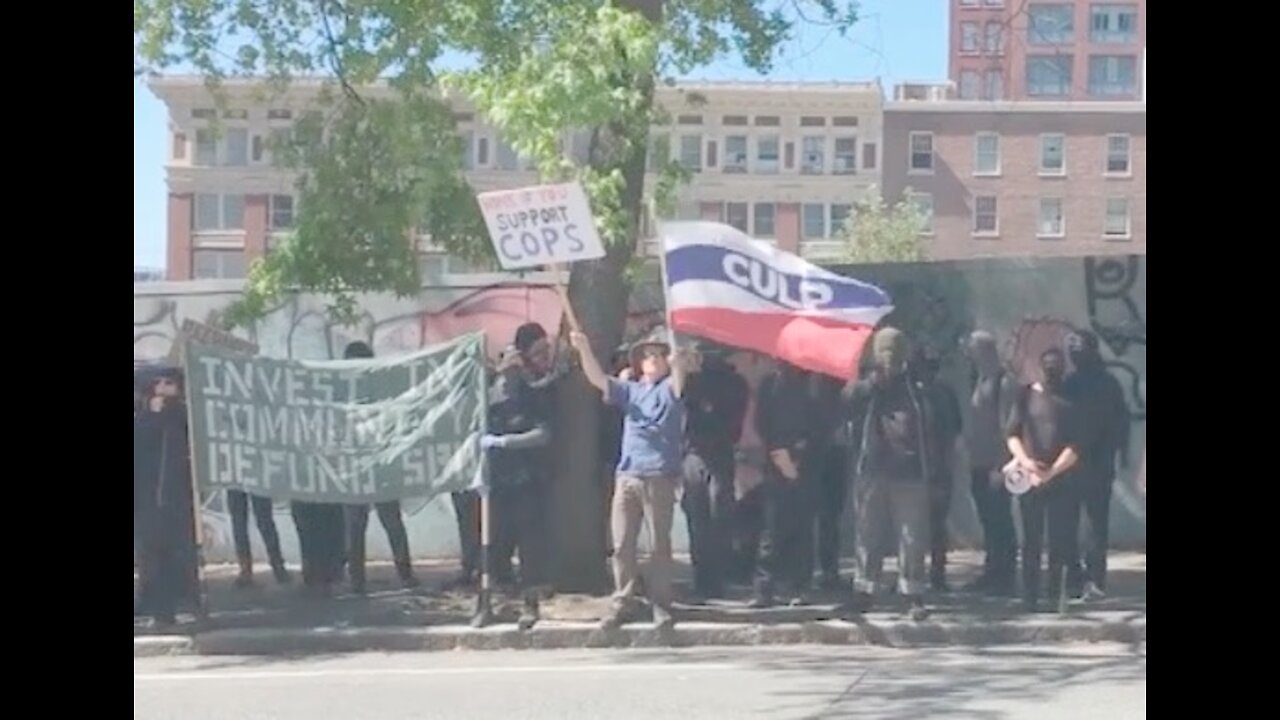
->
[836, 187, 928, 265]
[134, 0, 860, 325]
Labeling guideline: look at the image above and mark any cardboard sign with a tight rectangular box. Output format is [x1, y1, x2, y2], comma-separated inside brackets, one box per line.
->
[476, 182, 605, 270]
[167, 319, 259, 365]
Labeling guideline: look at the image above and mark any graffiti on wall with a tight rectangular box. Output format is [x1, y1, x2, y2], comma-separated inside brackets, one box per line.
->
[136, 254, 1147, 560]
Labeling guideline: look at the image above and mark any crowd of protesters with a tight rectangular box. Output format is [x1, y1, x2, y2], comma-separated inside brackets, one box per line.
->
[134, 320, 1133, 630]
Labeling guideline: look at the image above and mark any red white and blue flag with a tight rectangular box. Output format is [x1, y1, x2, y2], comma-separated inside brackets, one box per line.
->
[661, 221, 893, 380]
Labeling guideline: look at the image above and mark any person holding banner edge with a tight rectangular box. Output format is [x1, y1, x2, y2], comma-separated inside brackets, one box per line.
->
[570, 326, 697, 631]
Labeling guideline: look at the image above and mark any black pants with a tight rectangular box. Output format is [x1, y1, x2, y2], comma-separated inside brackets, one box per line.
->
[754, 467, 816, 598]
[346, 501, 415, 590]
[1019, 476, 1081, 605]
[1073, 462, 1114, 591]
[136, 517, 199, 622]
[733, 484, 764, 584]
[491, 482, 547, 590]
[929, 481, 952, 587]
[290, 502, 345, 589]
[811, 444, 849, 582]
[681, 448, 737, 596]
[227, 490, 286, 573]
[971, 466, 1017, 586]
[451, 491, 481, 578]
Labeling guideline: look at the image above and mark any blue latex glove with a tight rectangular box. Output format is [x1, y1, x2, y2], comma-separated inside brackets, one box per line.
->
[480, 434, 507, 450]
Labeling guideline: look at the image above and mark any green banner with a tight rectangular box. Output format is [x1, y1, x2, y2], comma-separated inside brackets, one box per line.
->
[184, 333, 487, 503]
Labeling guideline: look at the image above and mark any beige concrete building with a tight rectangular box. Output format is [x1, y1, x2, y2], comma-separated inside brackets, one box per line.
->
[149, 76, 885, 280]
[883, 83, 1145, 260]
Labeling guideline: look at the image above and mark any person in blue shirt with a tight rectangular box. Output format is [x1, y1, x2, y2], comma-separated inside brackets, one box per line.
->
[571, 326, 697, 631]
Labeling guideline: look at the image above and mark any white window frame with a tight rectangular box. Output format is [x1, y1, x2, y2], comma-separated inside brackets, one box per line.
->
[725, 202, 749, 233]
[1105, 134, 1132, 176]
[972, 195, 999, 236]
[1037, 197, 1066, 238]
[833, 136, 857, 175]
[1090, 4, 1139, 44]
[973, 132, 1001, 176]
[830, 204, 853, 234]
[960, 22, 981, 54]
[1039, 133, 1067, 176]
[801, 203, 827, 239]
[910, 192, 935, 236]
[909, 132, 934, 174]
[723, 135, 749, 174]
[752, 202, 776, 238]
[269, 194, 294, 232]
[193, 193, 245, 234]
[801, 136, 826, 175]
[1104, 197, 1132, 239]
[678, 134, 703, 172]
[755, 135, 780, 175]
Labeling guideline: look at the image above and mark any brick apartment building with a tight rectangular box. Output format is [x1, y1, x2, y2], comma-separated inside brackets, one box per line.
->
[149, 77, 886, 281]
[882, 83, 1145, 259]
[949, 0, 1146, 101]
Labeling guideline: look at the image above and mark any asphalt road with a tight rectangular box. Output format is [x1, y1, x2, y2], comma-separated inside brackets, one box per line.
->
[134, 644, 1145, 719]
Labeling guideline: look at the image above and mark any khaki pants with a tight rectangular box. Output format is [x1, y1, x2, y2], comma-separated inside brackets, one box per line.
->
[610, 474, 677, 607]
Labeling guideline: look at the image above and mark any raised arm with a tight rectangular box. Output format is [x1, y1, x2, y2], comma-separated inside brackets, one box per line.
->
[569, 331, 609, 395]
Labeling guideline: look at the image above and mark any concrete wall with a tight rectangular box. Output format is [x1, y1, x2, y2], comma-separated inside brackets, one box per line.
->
[135, 253, 1145, 563]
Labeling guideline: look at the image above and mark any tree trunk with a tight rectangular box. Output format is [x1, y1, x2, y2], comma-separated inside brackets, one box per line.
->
[548, 0, 663, 593]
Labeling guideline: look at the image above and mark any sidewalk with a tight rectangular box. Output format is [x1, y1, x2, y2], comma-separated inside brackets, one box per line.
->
[134, 552, 1146, 656]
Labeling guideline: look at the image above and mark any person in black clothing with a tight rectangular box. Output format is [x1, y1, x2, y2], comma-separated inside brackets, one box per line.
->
[481, 338, 555, 629]
[911, 346, 963, 593]
[227, 489, 290, 588]
[844, 327, 935, 621]
[134, 368, 200, 627]
[751, 362, 818, 607]
[342, 341, 420, 594]
[1005, 347, 1082, 612]
[447, 490, 482, 589]
[681, 344, 749, 601]
[800, 372, 849, 593]
[962, 330, 1018, 596]
[1063, 330, 1129, 600]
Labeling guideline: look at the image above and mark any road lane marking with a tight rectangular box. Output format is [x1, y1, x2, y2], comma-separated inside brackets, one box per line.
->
[135, 663, 737, 683]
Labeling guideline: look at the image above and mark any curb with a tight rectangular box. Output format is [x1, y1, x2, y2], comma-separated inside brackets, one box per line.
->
[135, 615, 1145, 657]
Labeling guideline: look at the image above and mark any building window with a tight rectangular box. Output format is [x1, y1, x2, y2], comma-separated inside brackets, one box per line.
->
[1027, 55, 1073, 96]
[1104, 198, 1131, 238]
[754, 116, 781, 127]
[224, 128, 248, 166]
[830, 204, 852, 234]
[495, 138, 519, 170]
[1028, 3, 1075, 44]
[756, 135, 780, 174]
[677, 114, 704, 125]
[267, 108, 293, 120]
[191, 108, 217, 120]
[984, 70, 1005, 100]
[783, 141, 795, 171]
[1091, 4, 1138, 44]
[724, 136, 748, 173]
[192, 250, 247, 280]
[833, 116, 859, 128]
[1038, 198, 1065, 238]
[722, 115, 749, 126]
[984, 0, 1004, 5]
[679, 135, 703, 171]
[973, 196, 999, 235]
[798, 137, 829, 175]
[269, 195, 294, 231]
[800, 116, 826, 127]
[802, 203, 827, 239]
[960, 0, 978, 5]
[863, 143, 877, 170]
[909, 132, 934, 173]
[706, 140, 719, 169]
[477, 136, 491, 166]
[725, 202, 749, 233]
[959, 70, 980, 100]
[194, 129, 218, 166]
[961, 22, 981, 54]
[753, 203, 776, 238]
[834, 138, 857, 175]
[1039, 134, 1066, 176]
[1105, 134, 1131, 175]
[974, 133, 1000, 175]
[193, 194, 245, 232]
[985, 22, 1005, 55]
[172, 132, 187, 160]
[1088, 55, 1138, 97]
[911, 193, 934, 235]
[460, 131, 475, 170]
[268, 128, 292, 163]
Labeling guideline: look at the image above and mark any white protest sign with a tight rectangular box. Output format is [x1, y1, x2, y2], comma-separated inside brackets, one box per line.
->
[476, 182, 605, 270]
